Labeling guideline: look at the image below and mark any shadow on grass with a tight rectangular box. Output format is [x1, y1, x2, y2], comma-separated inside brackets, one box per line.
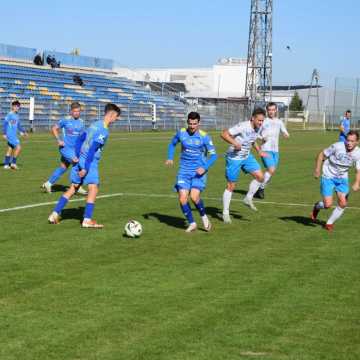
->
[205, 206, 248, 221]
[279, 216, 325, 227]
[51, 184, 69, 193]
[233, 189, 248, 196]
[143, 212, 186, 229]
[61, 206, 85, 223]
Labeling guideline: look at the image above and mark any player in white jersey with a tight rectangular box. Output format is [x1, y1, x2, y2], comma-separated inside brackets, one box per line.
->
[311, 130, 360, 231]
[255, 102, 289, 199]
[221, 107, 268, 222]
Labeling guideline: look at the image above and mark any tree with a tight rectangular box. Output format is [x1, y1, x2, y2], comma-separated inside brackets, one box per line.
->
[289, 91, 304, 111]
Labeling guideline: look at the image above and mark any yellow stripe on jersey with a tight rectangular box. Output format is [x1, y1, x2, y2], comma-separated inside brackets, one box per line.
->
[199, 129, 207, 137]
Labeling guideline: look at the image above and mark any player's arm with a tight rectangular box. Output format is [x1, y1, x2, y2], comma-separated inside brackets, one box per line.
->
[220, 128, 241, 150]
[280, 120, 290, 138]
[2, 118, 8, 140]
[51, 120, 64, 147]
[17, 120, 28, 137]
[199, 135, 217, 174]
[339, 120, 346, 134]
[165, 132, 180, 166]
[314, 150, 328, 178]
[252, 141, 269, 158]
[74, 131, 86, 158]
[352, 170, 360, 192]
[82, 141, 102, 175]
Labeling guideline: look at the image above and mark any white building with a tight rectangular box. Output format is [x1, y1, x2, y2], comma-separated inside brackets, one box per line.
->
[115, 58, 248, 99]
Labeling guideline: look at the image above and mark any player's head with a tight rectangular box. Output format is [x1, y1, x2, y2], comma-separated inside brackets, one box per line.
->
[345, 130, 359, 151]
[70, 102, 81, 119]
[251, 107, 266, 129]
[11, 100, 21, 112]
[345, 110, 351, 119]
[104, 103, 121, 123]
[266, 102, 277, 119]
[187, 112, 200, 134]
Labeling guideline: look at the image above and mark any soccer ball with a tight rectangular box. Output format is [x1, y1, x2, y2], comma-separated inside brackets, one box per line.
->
[124, 220, 143, 238]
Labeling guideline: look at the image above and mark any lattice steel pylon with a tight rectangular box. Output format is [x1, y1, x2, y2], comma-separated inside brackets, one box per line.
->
[306, 68, 320, 112]
[245, 0, 273, 109]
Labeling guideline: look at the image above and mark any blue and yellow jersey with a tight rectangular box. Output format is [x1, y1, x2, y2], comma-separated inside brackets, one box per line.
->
[3, 112, 24, 143]
[57, 117, 85, 148]
[167, 128, 217, 172]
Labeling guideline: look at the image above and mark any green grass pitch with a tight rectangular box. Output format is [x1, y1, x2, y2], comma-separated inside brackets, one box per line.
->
[0, 130, 359, 360]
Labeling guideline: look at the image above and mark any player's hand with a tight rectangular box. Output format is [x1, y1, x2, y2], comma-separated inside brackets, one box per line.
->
[314, 169, 321, 179]
[78, 169, 87, 178]
[352, 183, 360, 192]
[58, 140, 65, 147]
[165, 159, 174, 166]
[259, 151, 269, 158]
[233, 143, 241, 151]
[2, 135, 7, 141]
[196, 167, 206, 176]
[72, 157, 79, 163]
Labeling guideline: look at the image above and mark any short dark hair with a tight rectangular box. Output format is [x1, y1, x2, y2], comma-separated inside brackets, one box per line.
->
[346, 110, 352, 113]
[252, 107, 266, 117]
[12, 100, 20, 107]
[347, 130, 359, 140]
[266, 102, 277, 110]
[187, 111, 200, 121]
[104, 103, 121, 115]
[70, 102, 81, 110]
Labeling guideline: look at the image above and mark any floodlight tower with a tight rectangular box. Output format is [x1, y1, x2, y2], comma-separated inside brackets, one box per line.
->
[245, 0, 273, 109]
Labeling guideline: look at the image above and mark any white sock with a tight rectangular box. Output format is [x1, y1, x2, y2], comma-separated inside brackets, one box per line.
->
[260, 171, 272, 189]
[327, 206, 345, 225]
[247, 180, 262, 199]
[223, 189, 233, 214]
[315, 201, 325, 210]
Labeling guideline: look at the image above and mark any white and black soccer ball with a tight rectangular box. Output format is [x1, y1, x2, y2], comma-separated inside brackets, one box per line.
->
[124, 220, 143, 238]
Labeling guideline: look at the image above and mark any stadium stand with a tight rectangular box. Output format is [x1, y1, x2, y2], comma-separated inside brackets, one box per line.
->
[0, 44, 185, 131]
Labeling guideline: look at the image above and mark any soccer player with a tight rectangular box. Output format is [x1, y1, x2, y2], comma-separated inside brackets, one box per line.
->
[2, 100, 28, 170]
[166, 112, 217, 233]
[254, 102, 290, 199]
[221, 107, 267, 222]
[42, 102, 87, 194]
[48, 103, 121, 228]
[339, 110, 351, 143]
[311, 130, 360, 231]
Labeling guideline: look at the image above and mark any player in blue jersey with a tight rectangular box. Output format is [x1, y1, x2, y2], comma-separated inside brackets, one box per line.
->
[2, 100, 28, 170]
[41, 102, 87, 194]
[166, 112, 217, 232]
[48, 103, 121, 228]
[339, 110, 351, 142]
[221, 107, 267, 222]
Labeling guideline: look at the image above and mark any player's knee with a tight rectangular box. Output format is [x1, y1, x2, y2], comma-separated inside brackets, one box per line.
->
[190, 193, 200, 203]
[255, 173, 264, 182]
[226, 182, 236, 192]
[324, 200, 332, 209]
[339, 199, 347, 208]
[268, 168, 276, 175]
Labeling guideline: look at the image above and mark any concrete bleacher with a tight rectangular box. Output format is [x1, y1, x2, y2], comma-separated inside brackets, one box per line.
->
[0, 61, 185, 131]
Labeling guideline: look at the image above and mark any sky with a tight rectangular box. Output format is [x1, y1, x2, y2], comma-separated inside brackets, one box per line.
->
[0, 0, 358, 86]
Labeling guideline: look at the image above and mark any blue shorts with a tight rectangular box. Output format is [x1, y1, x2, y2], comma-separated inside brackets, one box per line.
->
[225, 154, 261, 182]
[71, 163, 99, 185]
[261, 151, 279, 169]
[59, 147, 75, 165]
[175, 171, 207, 192]
[7, 139, 20, 149]
[321, 176, 349, 197]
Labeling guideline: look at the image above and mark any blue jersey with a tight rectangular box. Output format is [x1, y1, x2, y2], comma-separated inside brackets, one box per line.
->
[76, 120, 109, 172]
[167, 128, 217, 172]
[339, 117, 350, 140]
[3, 112, 24, 143]
[57, 117, 85, 148]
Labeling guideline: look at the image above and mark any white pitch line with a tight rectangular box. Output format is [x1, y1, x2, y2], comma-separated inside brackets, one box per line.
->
[1, 192, 360, 213]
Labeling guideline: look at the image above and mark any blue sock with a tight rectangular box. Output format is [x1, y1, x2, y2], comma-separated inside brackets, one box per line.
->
[54, 196, 68, 214]
[4, 156, 11, 165]
[195, 199, 206, 216]
[11, 157, 17, 164]
[48, 167, 67, 184]
[84, 203, 95, 219]
[180, 203, 194, 224]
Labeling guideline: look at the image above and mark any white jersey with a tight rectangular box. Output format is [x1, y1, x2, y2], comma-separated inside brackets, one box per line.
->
[260, 117, 289, 152]
[226, 121, 261, 160]
[322, 142, 360, 179]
